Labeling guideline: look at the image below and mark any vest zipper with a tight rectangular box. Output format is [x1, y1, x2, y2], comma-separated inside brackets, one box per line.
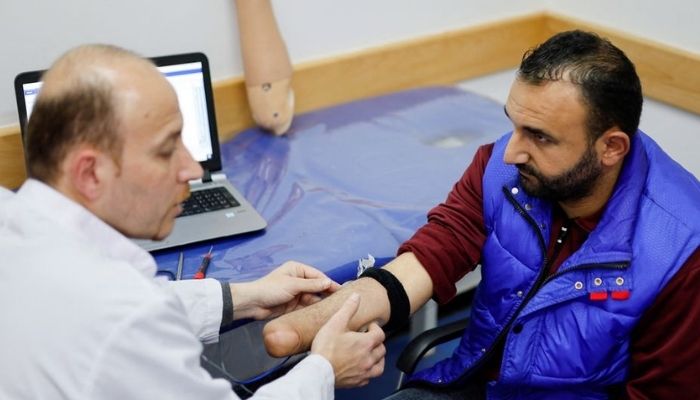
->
[445, 188, 553, 386]
[432, 186, 629, 386]
[442, 188, 631, 387]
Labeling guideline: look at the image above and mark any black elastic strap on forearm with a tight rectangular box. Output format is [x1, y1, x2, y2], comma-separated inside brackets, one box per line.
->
[359, 267, 410, 332]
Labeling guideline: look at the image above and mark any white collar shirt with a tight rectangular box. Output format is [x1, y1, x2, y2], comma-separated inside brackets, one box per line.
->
[0, 180, 333, 400]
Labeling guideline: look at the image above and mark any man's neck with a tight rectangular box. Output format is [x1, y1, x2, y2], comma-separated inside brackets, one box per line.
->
[558, 164, 622, 219]
[52, 178, 83, 205]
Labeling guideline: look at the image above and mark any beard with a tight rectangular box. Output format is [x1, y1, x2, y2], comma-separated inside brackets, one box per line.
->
[516, 144, 602, 202]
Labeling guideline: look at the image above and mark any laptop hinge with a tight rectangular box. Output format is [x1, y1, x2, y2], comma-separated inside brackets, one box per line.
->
[210, 173, 227, 182]
[202, 169, 212, 183]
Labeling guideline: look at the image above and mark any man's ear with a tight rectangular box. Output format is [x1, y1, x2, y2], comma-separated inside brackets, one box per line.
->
[65, 147, 113, 202]
[597, 129, 630, 168]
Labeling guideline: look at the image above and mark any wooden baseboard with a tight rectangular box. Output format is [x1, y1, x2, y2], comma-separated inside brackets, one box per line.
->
[0, 125, 26, 189]
[543, 12, 700, 115]
[291, 13, 546, 123]
[2, 12, 698, 189]
[212, 12, 546, 143]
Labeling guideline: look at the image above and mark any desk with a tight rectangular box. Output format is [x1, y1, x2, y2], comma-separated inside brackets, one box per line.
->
[154, 86, 510, 382]
[154, 86, 508, 282]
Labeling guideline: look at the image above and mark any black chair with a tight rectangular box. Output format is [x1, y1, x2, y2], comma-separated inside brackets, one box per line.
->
[395, 317, 471, 389]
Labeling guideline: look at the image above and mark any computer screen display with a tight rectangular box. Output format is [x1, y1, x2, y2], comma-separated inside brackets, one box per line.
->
[20, 61, 214, 163]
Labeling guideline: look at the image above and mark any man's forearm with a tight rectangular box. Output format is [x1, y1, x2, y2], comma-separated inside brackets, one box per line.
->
[263, 252, 433, 357]
[263, 278, 388, 357]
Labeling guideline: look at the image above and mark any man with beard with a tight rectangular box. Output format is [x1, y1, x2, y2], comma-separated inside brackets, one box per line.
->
[262, 30, 700, 399]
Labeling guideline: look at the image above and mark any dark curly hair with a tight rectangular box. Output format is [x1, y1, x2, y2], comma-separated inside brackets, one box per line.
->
[518, 30, 643, 140]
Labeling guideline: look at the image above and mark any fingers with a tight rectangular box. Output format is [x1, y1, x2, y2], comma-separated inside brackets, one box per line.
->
[280, 261, 340, 285]
[296, 263, 328, 279]
[322, 293, 360, 333]
[364, 326, 387, 380]
[371, 341, 387, 361]
[288, 277, 334, 297]
[334, 340, 386, 388]
[323, 318, 387, 388]
[271, 261, 341, 298]
[369, 354, 385, 379]
[279, 260, 325, 278]
[326, 280, 342, 293]
[350, 327, 386, 385]
[365, 321, 386, 343]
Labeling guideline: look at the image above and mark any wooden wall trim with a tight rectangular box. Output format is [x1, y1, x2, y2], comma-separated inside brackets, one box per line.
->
[2, 12, 698, 189]
[543, 12, 700, 116]
[291, 13, 546, 123]
[212, 12, 546, 143]
[0, 125, 26, 189]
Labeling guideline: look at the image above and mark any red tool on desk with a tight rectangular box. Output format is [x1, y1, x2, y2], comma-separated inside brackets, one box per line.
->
[194, 246, 214, 279]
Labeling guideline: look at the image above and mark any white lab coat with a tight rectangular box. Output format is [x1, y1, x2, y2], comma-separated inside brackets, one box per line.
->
[0, 180, 333, 400]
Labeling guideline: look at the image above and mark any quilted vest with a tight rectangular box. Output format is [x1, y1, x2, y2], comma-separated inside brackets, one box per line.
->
[407, 131, 700, 399]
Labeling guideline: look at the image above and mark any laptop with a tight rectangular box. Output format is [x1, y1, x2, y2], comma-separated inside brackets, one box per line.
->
[14, 52, 267, 252]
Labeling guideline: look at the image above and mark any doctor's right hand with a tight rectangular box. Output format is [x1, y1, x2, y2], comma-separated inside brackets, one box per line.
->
[310, 293, 386, 388]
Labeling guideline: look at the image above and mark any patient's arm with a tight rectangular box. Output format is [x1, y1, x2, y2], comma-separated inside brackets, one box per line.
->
[234, 0, 294, 135]
[263, 252, 434, 357]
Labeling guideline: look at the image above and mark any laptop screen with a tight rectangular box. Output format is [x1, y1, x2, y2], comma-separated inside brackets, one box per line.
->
[15, 52, 221, 169]
[158, 61, 213, 163]
[20, 82, 42, 118]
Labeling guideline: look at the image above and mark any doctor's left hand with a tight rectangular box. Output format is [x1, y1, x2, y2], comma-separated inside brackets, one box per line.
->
[229, 261, 341, 320]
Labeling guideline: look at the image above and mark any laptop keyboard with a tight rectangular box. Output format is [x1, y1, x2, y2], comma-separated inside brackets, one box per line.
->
[179, 187, 241, 217]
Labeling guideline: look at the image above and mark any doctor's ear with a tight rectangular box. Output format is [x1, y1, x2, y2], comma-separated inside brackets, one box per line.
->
[65, 146, 116, 202]
[597, 129, 630, 167]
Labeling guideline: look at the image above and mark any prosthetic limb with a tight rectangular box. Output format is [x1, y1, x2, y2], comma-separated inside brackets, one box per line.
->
[235, 0, 294, 135]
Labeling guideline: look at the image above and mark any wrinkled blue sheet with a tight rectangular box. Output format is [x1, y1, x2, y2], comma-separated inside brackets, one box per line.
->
[154, 86, 510, 284]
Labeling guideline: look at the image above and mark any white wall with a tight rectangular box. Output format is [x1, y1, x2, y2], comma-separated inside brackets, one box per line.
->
[1, 0, 541, 127]
[1, 0, 698, 128]
[545, 0, 700, 51]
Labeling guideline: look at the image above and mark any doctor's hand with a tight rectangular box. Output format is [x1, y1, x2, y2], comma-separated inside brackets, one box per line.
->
[311, 293, 386, 388]
[229, 261, 340, 321]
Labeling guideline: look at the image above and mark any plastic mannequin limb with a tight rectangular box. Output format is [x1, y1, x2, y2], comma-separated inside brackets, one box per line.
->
[235, 0, 294, 135]
[263, 252, 434, 357]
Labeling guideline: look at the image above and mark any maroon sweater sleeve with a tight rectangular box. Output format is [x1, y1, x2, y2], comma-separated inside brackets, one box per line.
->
[624, 247, 700, 399]
[397, 144, 493, 304]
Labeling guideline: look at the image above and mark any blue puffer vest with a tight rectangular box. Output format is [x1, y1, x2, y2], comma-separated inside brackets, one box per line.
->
[407, 131, 700, 399]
